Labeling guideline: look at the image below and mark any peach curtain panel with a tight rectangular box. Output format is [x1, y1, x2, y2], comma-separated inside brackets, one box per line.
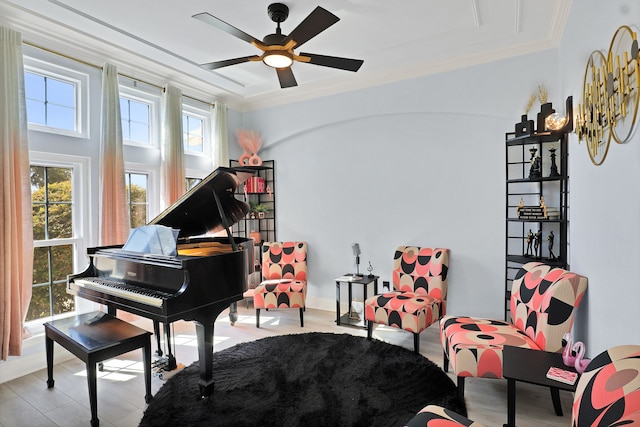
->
[0, 27, 33, 359]
[98, 63, 130, 246]
[161, 84, 185, 209]
[212, 101, 229, 168]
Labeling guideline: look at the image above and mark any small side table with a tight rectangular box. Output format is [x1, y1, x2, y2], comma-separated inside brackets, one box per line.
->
[502, 345, 579, 427]
[44, 311, 153, 427]
[335, 274, 379, 328]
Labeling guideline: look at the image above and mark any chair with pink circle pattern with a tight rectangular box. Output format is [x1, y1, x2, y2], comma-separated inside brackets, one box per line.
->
[440, 261, 588, 399]
[571, 344, 640, 426]
[404, 404, 486, 427]
[404, 344, 640, 426]
[365, 246, 450, 354]
[253, 241, 307, 328]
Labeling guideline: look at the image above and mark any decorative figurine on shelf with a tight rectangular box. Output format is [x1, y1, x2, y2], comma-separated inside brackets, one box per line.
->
[529, 147, 542, 178]
[534, 229, 542, 258]
[540, 196, 548, 218]
[547, 231, 556, 260]
[516, 198, 524, 217]
[525, 229, 534, 256]
[549, 147, 560, 177]
[515, 114, 535, 137]
[236, 130, 263, 166]
[367, 261, 374, 278]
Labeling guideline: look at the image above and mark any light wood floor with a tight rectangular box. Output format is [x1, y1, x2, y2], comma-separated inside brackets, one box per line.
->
[0, 305, 574, 426]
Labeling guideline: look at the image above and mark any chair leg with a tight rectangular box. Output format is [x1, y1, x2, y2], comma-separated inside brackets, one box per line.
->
[443, 350, 449, 372]
[457, 376, 465, 400]
[367, 321, 373, 341]
[413, 333, 420, 354]
[299, 307, 304, 327]
[256, 308, 260, 328]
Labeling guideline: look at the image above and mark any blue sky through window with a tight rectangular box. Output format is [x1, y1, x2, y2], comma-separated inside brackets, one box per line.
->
[120, 97, 150, 143]
[25, 71, 75, 130]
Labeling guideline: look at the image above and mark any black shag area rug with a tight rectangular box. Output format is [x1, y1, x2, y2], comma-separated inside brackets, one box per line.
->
[139, 332, 465, 427]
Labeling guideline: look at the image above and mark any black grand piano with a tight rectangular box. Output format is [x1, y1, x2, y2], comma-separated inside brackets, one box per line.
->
[67, 166, 254, 397]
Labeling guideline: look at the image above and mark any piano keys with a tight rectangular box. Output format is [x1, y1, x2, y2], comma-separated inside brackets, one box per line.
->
[67, 167, 255, 397]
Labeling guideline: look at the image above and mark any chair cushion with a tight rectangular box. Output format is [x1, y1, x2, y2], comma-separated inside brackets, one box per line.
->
[254, 279, 306, 309]
[365, 291, 441, 333]
[406, 404, 486, 427]
[440, 315, 540, 379]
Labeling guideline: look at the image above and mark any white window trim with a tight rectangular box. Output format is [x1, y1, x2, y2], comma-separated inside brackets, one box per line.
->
[125, 162, 159, 221]
[23, 56, 90, 140]
[26, 151, 95, 330]
[119, 82, 161, 149]
[182, 100, 211, 158]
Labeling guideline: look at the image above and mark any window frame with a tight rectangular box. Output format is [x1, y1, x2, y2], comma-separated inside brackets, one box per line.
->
[23, 56, 90, 139]
[119, 80, 161, 149]
[182, 100, 211, 157]
[27, 151, 92, 325]
[125, 162, 159, 222]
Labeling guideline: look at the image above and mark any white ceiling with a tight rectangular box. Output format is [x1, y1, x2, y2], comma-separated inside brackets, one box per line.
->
[0, 0, 571, 110]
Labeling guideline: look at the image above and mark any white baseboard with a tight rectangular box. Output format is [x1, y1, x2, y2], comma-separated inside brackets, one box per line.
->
[0, 334, 74, 384]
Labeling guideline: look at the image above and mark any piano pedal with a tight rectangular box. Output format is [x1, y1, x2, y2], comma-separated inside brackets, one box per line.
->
[151, 357, 169, 373]
[158, 363, 185, 381]
[151, 354, 178, 373]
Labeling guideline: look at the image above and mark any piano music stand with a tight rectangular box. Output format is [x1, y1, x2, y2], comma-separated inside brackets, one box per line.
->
[44, 311, 153, 427]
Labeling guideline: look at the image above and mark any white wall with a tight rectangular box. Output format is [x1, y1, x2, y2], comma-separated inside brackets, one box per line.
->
[557, 0, 640, 356]
[229, 1, 640, 358]
[230, 49, 561, 320]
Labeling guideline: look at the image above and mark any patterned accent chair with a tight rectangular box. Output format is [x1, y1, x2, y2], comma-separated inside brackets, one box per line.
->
[365, 246, 449, 354]
[440, 261, 588, 398]
[253, 241, 307, 328]
[406, 345, 640, 427]
[405, 405, 486, 427]
[572, 345, 640, 426]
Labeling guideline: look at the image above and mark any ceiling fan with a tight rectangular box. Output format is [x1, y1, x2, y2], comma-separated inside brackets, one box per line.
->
[192, 3, 364, 88]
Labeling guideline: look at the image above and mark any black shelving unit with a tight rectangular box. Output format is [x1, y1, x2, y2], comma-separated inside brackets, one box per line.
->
[230, 159, 276, 273]
[504, 102, 571, 320]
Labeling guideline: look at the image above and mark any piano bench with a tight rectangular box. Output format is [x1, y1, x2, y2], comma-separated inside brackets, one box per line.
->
[44, 311, 153, 427]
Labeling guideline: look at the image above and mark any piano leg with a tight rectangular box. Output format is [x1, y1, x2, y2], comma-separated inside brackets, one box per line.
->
[153, 320, 163, 357]
[194, 319, 215, 397]
[229, 301, 238, 326]
[163, 322, 178, 371]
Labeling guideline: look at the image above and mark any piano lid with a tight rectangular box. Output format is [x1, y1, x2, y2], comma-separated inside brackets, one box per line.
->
[149, 167, 254, 238]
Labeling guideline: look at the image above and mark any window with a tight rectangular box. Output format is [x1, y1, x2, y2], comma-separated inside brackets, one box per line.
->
[126, 173, 149, 228]
[186, 177, 202, 191]
[183, 113, 204, 153]
[23, 55, 89, 139]
[119, 79, 161, 148]
[120, 97, 151, 144]
[29, 166, 76, 321]
[25, 71, 76, 131]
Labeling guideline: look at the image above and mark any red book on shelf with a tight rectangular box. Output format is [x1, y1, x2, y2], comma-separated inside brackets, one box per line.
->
[546, 366, 578, 385]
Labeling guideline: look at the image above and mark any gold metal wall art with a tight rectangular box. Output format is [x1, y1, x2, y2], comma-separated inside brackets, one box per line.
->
[576, 25, 640, 165]
[608, 26, 640, 144]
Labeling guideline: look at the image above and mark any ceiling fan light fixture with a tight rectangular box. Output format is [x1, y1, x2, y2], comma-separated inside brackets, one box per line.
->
[263, 51, 293, 68]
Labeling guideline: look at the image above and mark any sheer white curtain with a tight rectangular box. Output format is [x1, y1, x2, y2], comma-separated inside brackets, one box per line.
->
[212, 101, 229, 169]
[161, 84, 185, 208]
[0, 27, 33, 359]
[98, 63, 130, 245]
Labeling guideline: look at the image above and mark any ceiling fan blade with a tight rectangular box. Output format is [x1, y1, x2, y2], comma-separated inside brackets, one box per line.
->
[300, 53, 364, 72]
[200, 55, 260, 70]
[276, 67, 297, 88]
[193, 12, 260, 45]
[283, 6, 339, 48]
